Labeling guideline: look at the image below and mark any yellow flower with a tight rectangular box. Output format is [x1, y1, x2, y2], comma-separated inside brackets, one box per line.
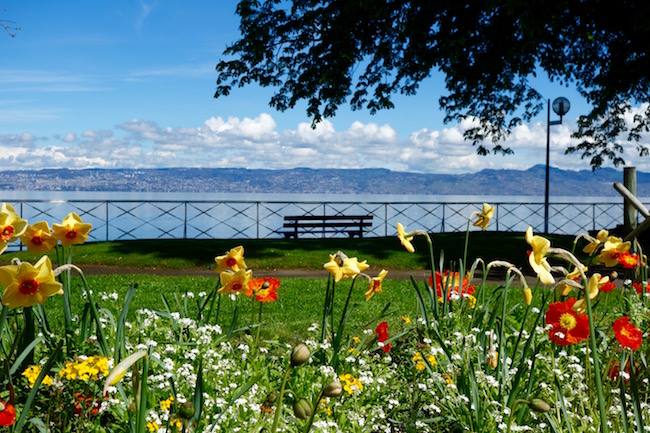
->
[323, 252, 368, 282]
[596, 236, 631, 267]
[557, 265, 588, 296]
[339, 373, 363, 394]
[0, 203, 28, 254]
[214, 245, 247, 274]
[400, 316, 411, 324]
[218, 269, 253, 295]
[161, 396, 174, 411]
[365, 269, 388, 301]
[582, 229, 609, 255]
[525, 226, 555, 285]
[20, 221, 58, 255]
[397, 222, 415, 253]
[0, 256, 63, 308]
[413, 351, 437, 371]
[467, 294, 477, 309]
[59, 356, 111, 382]
[572, 273, 608, 314]
[147, 421, 160, 432]
[52, 212, 92, 247]
[22, 366, 53, 388]
[352, 336, 361, 344]
[473, 203, 495, 231]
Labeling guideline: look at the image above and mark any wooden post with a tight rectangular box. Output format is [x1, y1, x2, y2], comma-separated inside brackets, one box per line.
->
[624, 167, 637, 235]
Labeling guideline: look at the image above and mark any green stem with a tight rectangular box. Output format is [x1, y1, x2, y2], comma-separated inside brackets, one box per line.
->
[270, 364, 293, 433]
[463, 216, 472, 270]
[304, 390, 324, 433]
[583, 277, 608, 433]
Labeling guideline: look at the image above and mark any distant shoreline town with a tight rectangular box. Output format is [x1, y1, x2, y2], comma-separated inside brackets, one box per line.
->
[0, 165, 647, 196]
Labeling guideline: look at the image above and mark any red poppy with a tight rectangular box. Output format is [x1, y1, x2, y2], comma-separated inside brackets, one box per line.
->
[0, 399, 16, 427]
[545, 298, 590, 346]
[607, 360, 632, 382]
[613, 316, 643, 351]
[634, 281, 648, 295]
[375, 321, 391, 353]
[246, 277, 280, 303]
[600, 281, 616, 293]
[430, 271, 476, 299]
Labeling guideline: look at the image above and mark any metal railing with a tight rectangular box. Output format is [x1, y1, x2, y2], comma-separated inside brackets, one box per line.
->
[3, 199, 625, 246]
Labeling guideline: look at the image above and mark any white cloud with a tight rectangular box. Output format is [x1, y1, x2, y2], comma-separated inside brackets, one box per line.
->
[2, 111, 650, 174]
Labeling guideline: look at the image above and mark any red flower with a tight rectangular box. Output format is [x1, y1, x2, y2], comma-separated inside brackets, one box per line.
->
[246, 277, 280, 303]
[375, 321, 391, 353]
[0, 399, 16, 427]
[618, 252, 639, 269]
[613, 316, 643, 351]
[607, 360, 632, 383]
[634, 281, 648, 295]
[430, 271, 476, 299]
[545, 298, 590, 346]
[600, 281, 617, 293]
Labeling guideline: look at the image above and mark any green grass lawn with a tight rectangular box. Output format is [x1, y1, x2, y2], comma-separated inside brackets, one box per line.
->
[1, 231, 582, 271]
[49, 274, 422, 344]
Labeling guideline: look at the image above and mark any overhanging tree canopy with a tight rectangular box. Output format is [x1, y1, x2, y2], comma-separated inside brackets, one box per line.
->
[215, 0, 650, 169]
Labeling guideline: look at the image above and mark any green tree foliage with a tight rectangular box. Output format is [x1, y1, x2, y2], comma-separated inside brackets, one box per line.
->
[215, 0, 650, 169]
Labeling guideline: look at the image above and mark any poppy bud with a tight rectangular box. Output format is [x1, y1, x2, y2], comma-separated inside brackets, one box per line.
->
[323, 381, 343, 398]
[528, 398, 551, 413]
[610, 271, 618, 281]
[290, 343, 310, 367]
[178, 401, 195, 419]
[265, 391, 278, 404]
[293, 398, 312, 420]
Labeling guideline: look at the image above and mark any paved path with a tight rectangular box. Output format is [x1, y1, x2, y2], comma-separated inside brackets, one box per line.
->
[78, 265, 516, 284]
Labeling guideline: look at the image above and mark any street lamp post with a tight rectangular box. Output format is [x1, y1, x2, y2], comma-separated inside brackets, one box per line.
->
[544, 97, 570, 234]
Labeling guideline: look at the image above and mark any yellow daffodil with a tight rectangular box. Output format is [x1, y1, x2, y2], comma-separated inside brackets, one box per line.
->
[20, 221, 58, 254]
[397, 222, 415, 253]
[0, 256, 63, 308]
[572, 273, 608, 314]
[52, 212, 92, 247]
[0, 203, 27, 254]
[323, 252, 368, 282]
[557, 265, 588, 296]
[218, 269, 253, 295]
[473, 203, 495, 231]
[525, 226, 555, 285]
[103, 350, 148, 396]
[596, 236, 631, 267]
[214, 245, 247, 274]
[582, 229, 609, 255]
[365, 269, 388, 301]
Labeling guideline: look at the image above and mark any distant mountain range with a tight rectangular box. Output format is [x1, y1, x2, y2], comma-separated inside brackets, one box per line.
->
[0, 165, 646, 196]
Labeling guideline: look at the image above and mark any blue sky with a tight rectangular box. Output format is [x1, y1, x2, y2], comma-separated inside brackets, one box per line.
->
[1, 1, 647, 174]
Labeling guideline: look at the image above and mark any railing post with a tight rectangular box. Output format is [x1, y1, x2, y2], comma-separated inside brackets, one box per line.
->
[442, 204, 445, 232]
[256, 202, 260, 239]
[384, 203, 388, 237]
[105, 201, 109, 241]
[184, 202, 188, 239]
[592, 204, 596, 232]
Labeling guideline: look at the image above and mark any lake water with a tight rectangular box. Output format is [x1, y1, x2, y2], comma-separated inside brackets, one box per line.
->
[0, 191, 638, 243]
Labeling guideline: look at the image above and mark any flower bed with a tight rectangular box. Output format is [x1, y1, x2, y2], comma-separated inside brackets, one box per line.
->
[0, 202, 647, 432]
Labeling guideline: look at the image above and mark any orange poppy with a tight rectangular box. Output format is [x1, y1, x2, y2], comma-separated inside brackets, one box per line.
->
[613, 316, 643, 351]
[0, 399, 15, 426]
[246, 277, 280, 302]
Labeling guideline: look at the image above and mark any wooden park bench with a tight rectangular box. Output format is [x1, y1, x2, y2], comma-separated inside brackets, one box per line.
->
[279, 214, 373, 239]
